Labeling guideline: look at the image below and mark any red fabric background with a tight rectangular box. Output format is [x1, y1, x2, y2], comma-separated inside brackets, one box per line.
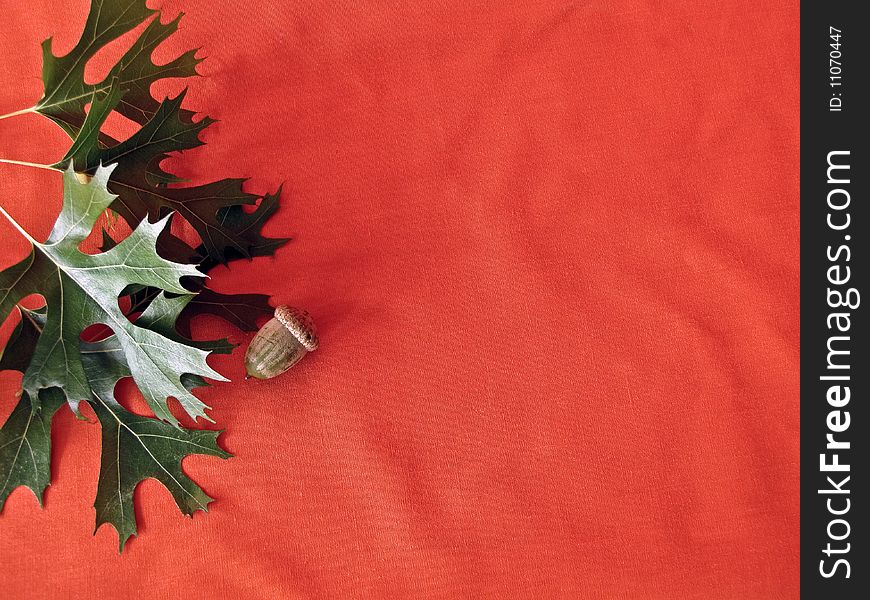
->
[0, 1, 799, 598]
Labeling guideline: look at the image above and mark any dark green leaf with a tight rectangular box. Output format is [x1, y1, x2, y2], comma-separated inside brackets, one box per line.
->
[81, 333, 229, 551]
[180, 288, 273, 334]
[62, 89, 288, 264]
[0, 308, 65, 511]
[0, 307, 45, 373]
[36, 0, 200, 138]
[0, 390, 66, 512]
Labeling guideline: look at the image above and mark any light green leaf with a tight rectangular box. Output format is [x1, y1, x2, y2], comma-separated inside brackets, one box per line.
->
[0, 165, 226, 425]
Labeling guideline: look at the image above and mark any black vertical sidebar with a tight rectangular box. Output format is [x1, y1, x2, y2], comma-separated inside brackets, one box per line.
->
[801, 2, 867, 597]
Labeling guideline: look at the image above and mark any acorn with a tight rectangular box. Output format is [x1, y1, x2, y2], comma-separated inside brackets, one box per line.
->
[245, 306, 318, 379]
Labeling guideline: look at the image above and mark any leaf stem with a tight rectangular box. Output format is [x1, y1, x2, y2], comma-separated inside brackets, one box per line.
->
[0, 158, 59, 172]
[0, 203, 37, 244]
[0, 159, 61, 244]
[0, 106, 35, 121]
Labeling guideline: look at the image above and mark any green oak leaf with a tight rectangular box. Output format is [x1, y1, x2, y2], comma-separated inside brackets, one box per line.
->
[0, 164, 226, 425]
[0, 307, 229, 549]
[0, 0, 287, 550]
[62, 85, 289, 264]
[0, 308, 66, 511]
[83, 333, 230, 551]
[35, 0, 200, 139]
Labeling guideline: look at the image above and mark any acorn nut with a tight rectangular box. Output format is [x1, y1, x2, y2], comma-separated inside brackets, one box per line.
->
[245, 306, 318, 379]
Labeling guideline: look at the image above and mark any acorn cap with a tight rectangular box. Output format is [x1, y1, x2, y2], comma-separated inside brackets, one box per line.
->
[274, 306, 319, 351]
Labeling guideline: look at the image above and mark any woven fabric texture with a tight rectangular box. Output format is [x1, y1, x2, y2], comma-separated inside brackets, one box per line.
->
[0, 1, 799, 597]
